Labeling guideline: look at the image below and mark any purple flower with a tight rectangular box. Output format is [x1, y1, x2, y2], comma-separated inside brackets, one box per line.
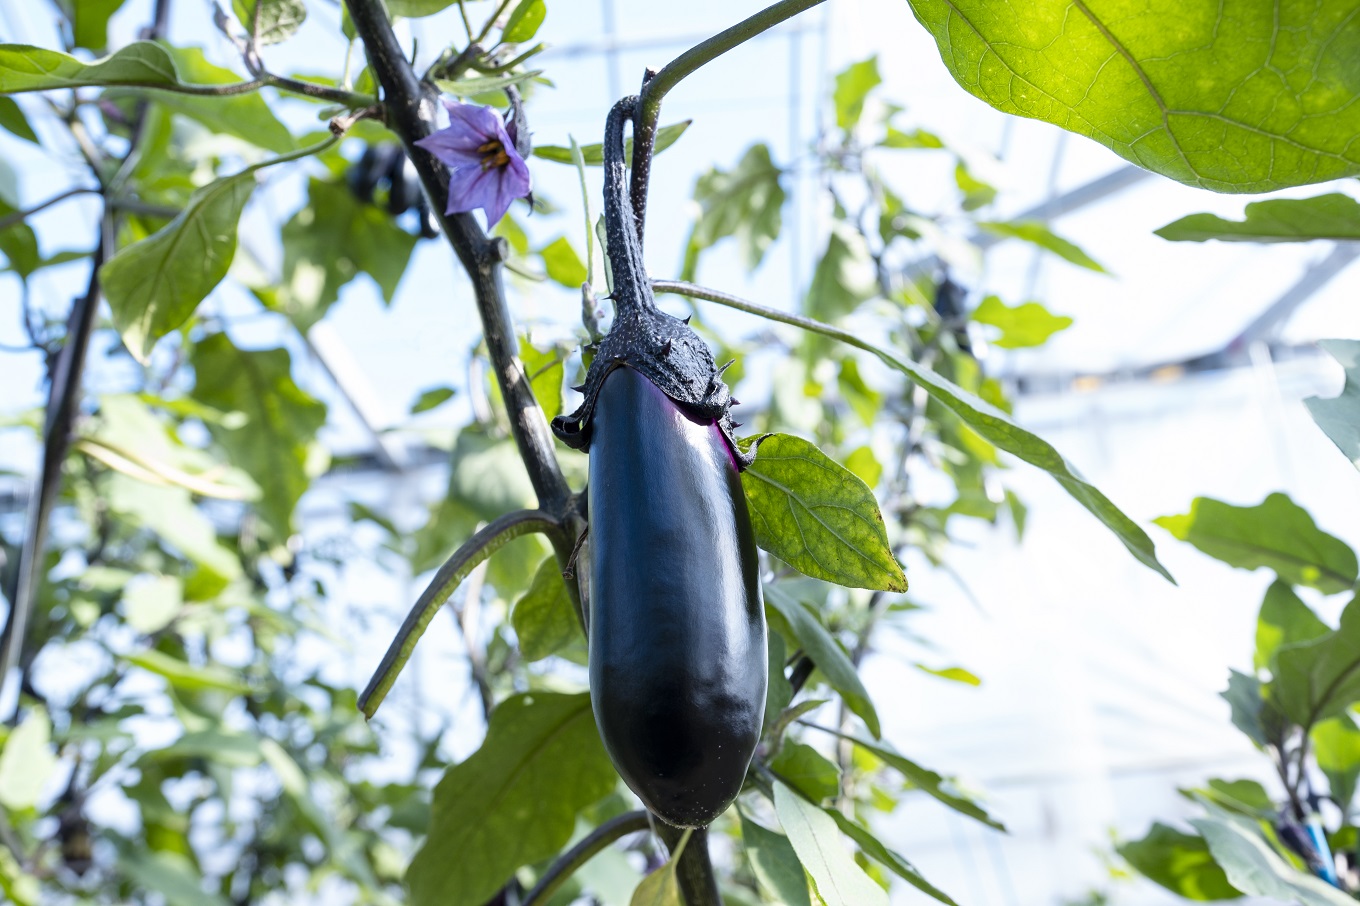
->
[414, 100, 531, 226]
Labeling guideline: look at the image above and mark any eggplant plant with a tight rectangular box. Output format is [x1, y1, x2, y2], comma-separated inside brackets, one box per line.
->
[0, 0, 1357, 905]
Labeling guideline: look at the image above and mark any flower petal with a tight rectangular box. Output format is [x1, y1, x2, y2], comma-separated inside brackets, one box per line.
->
[414, 130, 483, 168]
[442, 99, 503, 141]
[444, 164, 498, 216]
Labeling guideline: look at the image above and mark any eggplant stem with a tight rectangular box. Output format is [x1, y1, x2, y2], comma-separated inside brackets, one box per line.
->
[520, 811, 650, 906]
[358, 509, 560, 719]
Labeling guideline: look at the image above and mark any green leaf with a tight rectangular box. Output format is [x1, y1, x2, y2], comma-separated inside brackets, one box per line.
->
[1271, 594, 1360, 729]
[386, 0, 458, 16]
[0, 203, 39, 278]
[824, 810, 958, 905]
[0, 97, 37, 144]
[1191, 780, 1275, 819]
[145, 729, 264, 767]
[0, 707, 57, 810]
[147, 57, 299, 163]
[520, 337, 565, 422]
[512, 556, 580, 661]
[190, 334, 328, 539]
[264, 177, 417, 329]
[843, 446, 882, 489]
[914, 664, 981, 686]
[65, 0, 127, 50]
[770, 742, 841, 802]
[630, 858, 683, 906]
[1305, 339, 1360, 472]
[808, 723, 1005, 831]
[539, 236, 588, 288]
[1192, 813, 1353, 905]
[740, 812, 812, 906]
[773, 782, 888, 906]
[105, 476, 242, 582]
[970, 296, 1073, 348]
[977, 221, 1106, 272]
[436, 69, 544, 98]
[764, 632, 793, 734]
[1312, 714, 1360, 815]
[0, 41, 180, 93]
[102, 169, 255, 363]
[1117, 823, 1242, 900]
[682, 143, 784, 278]
[743, 434, 907, 593]
[833, 56, 881, 130]
[534, 120, 692, 164]
[118, 849, 230, 906]
[1254, 579, 1329, 672]
[123, 574, 183, 634]
[410, 386, 456, 415]
[502, 0, 546, 43]
[882, 126, 943, 149]
[407, 692, 618, 906]
[837, 357, 882, 425]
[125, 649, 249, 694]
[232, 0, 307, 45]
[1220, 669, 1275, 748]
[1155, 493, 1357, 593]
[765, 584, 880, 738]
[1158, 194, 1360, 243]
[954, 159, 996, 211]
[805, 223, 876, 322]
[904, 0, 1360, 192]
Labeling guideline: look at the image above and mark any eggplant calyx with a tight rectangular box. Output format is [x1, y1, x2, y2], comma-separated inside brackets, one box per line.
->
[551, 95, 751, 468]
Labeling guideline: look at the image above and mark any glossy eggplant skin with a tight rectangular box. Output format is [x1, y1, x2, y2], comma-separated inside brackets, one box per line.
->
[588, 364, 766, 828]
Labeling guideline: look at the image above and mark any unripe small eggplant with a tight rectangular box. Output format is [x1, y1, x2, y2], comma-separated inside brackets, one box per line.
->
[552, 97, 767, 827]
[587, 365, 765, 827]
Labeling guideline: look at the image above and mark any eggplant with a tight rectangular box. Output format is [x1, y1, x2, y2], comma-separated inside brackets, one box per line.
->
[551, 97, 767, 827]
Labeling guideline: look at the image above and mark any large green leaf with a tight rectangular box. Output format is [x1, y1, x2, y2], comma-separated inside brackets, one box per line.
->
[770, 742, 841, 802]
[970, 296, 1073, 349]
[743, 433, 907, 593]
[102, 170, 256, 363]
[764, 584, 880, 738]
[904, 0, 1360, 192]
[682, 143, 785, 278]
[502, 0, 546, 43]
[1270, 594, 1360, 729]
[512, 556, 580, 661]
[773, 782, 888, 906]
[1117, 823, 1241, 900]
[105, 476, 242, 583]
[0, 707, 57, 810]
[262, 178, 417, 329]
[1155, 493, 1357, 593]
[125, 650, 249, 694]
[1192, 813, 1353, 905]
[740, 813, 811, 906]
[1305, 340, 1360, 472]
[1157, 194, 1360, 243]
[1254, 579, 1328, 672]
[808, 723, 1005, 831]
[825, 810, 957, 905]
[1220, 669, 1278, 749]
[62, 0, 127, 51]
[190, 334, 328, 539]
[0, 41, 180, 92]
[406, 692, 618, 906]
[1312, 714, 1360, 815]
[141, 46, 295, 153]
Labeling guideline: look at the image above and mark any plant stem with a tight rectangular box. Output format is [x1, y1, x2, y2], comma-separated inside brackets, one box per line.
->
[358, 509, 559, 719]
[629, 0, 826, 237]
[655, 823, 723, 906]
[521, 811, 651, 906]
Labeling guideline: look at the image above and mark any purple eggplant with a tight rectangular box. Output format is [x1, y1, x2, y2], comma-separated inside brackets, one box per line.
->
[552, 97, 766, 827]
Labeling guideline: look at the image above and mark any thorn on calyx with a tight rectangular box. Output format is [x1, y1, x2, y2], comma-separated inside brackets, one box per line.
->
[730, 398, 741, 406]
[571, 383, 587, 393]
[716, 359, 735, 377]
[682, 315, 692, 325]
[731, 422, 743, 429]
[661, 339, 672, 356]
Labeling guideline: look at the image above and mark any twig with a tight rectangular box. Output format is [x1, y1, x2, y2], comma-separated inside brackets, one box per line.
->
[521, 811, 651, 906]
[359, 509, 559, 719]
[0, 187, 99, 232]
[629, 0, 826, 238]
